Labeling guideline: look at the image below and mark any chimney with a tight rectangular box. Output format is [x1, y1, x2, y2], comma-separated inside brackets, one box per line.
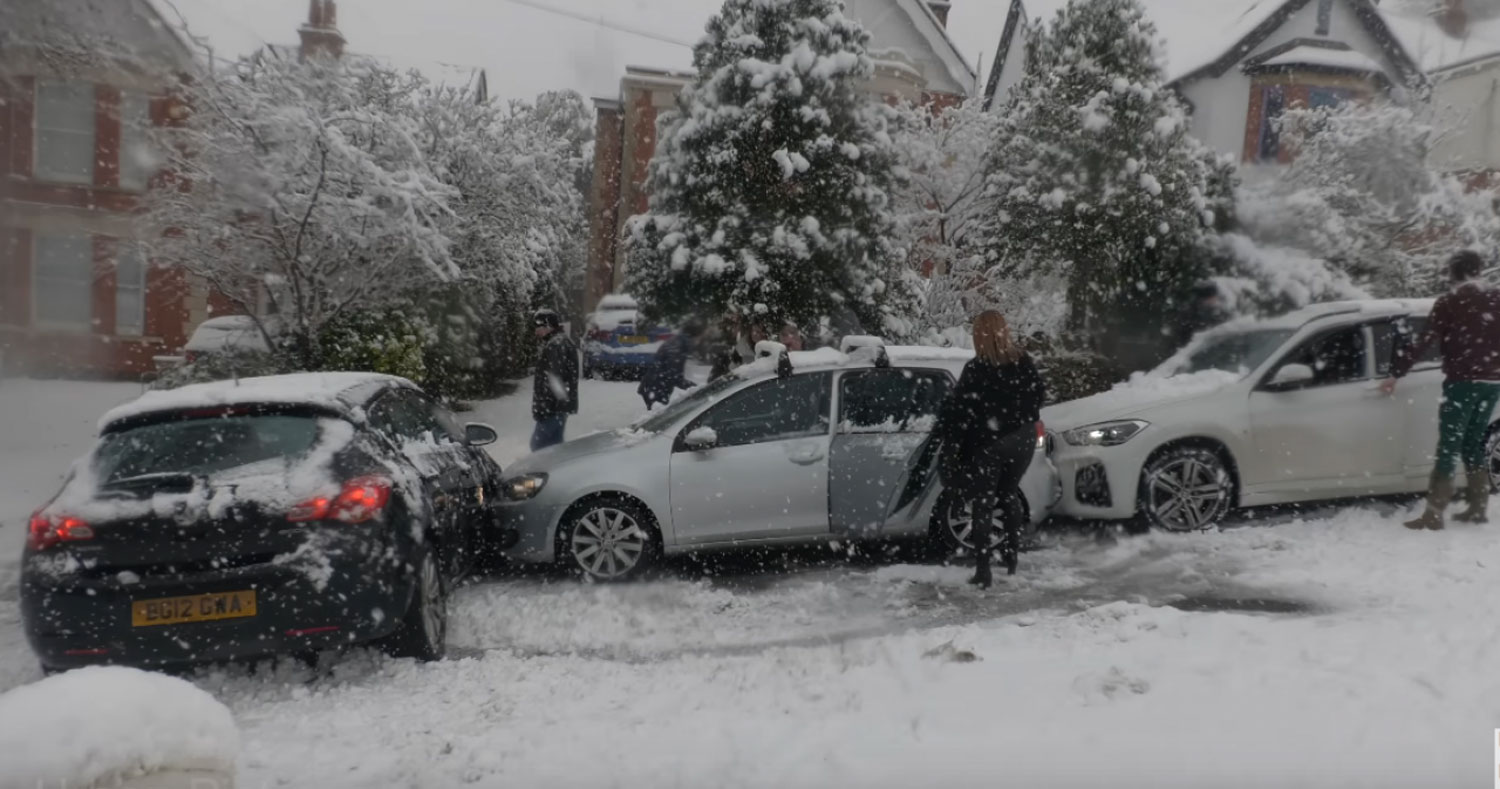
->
[298, 0, 346, 61]
[927, 0, 951, 28]
[1437, 0, 1469, 37]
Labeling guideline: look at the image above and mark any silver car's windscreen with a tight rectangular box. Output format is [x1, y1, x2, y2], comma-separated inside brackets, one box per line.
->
[635, 375, 744, 433]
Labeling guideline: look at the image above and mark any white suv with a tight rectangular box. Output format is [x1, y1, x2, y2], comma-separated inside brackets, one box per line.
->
[1042, 298, 1491, 531]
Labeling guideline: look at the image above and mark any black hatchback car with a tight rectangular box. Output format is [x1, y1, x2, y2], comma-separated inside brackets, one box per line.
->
[21, 372, 506, 672]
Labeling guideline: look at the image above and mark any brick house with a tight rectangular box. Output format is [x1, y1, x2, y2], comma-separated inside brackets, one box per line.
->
[584, 0, 976, 313]
[984, 0, 1428, 168]
[0, 0, 201, 378]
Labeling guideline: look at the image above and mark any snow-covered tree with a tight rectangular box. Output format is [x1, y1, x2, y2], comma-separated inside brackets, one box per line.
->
[625, 0, 914, 337]
[1239, 101, 1500, 297]
[143, 55, 457, 368]
[978, 0, 1232, 353]
[891, 99, 996, 279]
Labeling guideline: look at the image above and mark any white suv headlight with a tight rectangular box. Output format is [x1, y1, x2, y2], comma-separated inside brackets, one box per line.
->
[1061, 420, 1149, 447]
[502, 473, 548, 500]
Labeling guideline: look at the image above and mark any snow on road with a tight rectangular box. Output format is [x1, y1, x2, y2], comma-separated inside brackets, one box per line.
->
[3, 374, 1500, 787]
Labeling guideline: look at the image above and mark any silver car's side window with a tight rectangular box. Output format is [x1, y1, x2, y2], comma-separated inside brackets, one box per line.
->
[682, 372, 831, 449]
[838, 369, 950, 433]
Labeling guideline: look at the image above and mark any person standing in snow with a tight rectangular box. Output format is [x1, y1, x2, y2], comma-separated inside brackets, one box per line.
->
[1381, 250, 1500, 530]
[933, 310, 1048, 587]
[639, 316, 706, 409]
[531, 309, 579, 452]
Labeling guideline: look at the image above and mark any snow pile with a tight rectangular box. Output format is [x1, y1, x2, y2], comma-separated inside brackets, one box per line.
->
[0, 666, 238, 789]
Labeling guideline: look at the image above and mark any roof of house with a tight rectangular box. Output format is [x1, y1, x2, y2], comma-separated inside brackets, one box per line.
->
[985, 0, 1429, 106]
[890, 0, 979, 92]
[1379, 1, 1500, 74]
[1256, 42, 1388, 71]
[3, 0, 195, 72]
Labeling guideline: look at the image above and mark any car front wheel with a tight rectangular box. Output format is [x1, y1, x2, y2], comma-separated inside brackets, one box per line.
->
[560, 498, 658, 582]
[1138, 447, 1235, 532]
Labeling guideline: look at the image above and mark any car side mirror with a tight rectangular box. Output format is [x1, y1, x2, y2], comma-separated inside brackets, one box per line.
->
[682, 426, 718, 451]
[465, 423, 499, 446]
[1268, 363, 1314, 389]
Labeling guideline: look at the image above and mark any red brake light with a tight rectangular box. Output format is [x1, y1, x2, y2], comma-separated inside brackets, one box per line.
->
[1036, 421, 1045, 440]
[589, 329, 611, 341]
[27, 512, 94, 551]
[288, 476, 392, 524]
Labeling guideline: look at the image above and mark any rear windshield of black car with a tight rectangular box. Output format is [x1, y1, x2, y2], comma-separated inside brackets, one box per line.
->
[94, 413, 324, 484]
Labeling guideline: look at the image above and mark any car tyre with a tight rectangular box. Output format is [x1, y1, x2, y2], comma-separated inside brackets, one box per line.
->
[558, 497, 659, 582]
[1137, 446, 1235, 532]
[1485, 423, 1500, 491]
[930, 489, 1034, 555]
[379, 547, 447, 661]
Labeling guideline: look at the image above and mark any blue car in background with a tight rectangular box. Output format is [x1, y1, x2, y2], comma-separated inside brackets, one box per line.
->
[582, 294, 676, 380]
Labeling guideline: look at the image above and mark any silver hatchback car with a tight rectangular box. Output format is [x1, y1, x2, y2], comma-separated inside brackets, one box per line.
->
[497, 342, 1060, 581]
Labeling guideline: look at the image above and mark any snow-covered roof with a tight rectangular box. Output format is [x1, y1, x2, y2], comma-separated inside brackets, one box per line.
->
[890, 0, 978, 92]
[99, 372, 412, 430]
[1258, 45, 1388, 72]
[1379, 2, 1500, 73]
[4, 0, 195, 72]
[1009, 0, 1283, 83]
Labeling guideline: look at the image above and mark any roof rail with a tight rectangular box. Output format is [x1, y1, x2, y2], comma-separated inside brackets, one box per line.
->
[840, 335, 889, 368]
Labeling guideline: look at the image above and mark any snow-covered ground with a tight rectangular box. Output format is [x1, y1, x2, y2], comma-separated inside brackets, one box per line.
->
[2, 373, 1499, 787]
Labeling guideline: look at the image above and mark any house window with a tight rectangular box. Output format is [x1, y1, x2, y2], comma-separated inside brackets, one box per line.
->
[1309, 86, 1353, 109]
[34, 233, 95, 330]
[1257, 85, 1286, 161]
[116, 243, 147, 336]
[119, 92, 154, 191]
[34, 82, 96, 185]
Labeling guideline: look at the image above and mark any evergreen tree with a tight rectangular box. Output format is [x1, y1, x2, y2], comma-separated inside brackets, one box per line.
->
[980, 0, 1232, 358]
[625, 0, 913, 337]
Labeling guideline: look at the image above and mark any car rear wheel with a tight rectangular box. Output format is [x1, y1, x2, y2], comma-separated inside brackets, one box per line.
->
[379, 548, 446, 661]
[1138, 447, 1234, 532]
[931, 489, 1034, 554]
[559, 498, 658, 582]
[1485, 424, 1500, 491]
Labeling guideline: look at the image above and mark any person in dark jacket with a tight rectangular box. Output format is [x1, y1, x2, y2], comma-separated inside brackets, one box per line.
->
[1381, 250, 1500, 530]
[639, 317, 706, 408]
[531, 309, 579, 451]
[934, 310, 1048, 587]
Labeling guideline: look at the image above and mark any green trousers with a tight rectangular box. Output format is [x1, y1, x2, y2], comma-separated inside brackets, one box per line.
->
[1434, 381, 1500, 478]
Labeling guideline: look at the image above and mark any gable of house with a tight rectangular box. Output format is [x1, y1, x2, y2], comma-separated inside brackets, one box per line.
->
[983, 0, 1424, 164]
[847, 0, 978, 95]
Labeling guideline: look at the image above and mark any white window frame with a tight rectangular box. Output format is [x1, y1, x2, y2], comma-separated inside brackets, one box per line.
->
[115, 242, 147, 336]
[118, 91, 153, 192]
[32, 233, 95, 332]
[34, 81, 96, 186]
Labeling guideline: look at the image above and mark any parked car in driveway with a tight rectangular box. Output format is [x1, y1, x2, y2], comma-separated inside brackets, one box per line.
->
[182, 315, 281, 364]
[1043, 298, 1479, 532]
[582, 294, 676, 380]
[21, 372, 506, 673]
[496, 339, 1059, 581]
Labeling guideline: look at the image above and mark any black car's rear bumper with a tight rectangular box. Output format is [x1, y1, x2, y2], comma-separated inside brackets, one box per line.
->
[21, 534, 417, 671]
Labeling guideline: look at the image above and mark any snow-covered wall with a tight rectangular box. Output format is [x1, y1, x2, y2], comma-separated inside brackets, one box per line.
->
[846, 0, 969, 95]
[1430, 60, 1500, 171]
[1178, 0, 1407, 161]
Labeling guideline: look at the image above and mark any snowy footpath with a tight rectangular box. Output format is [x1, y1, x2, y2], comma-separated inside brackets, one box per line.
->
[2, 376, 1499, 787]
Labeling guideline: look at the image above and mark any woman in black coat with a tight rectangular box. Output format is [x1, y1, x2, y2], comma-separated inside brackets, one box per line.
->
[934, 310, 1048, 588]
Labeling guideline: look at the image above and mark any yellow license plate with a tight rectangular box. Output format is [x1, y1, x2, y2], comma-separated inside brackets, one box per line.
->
[619, 335, 649, 345]
[131, 590, 257, 627]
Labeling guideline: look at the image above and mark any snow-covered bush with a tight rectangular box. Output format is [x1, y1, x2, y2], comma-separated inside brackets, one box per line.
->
[625, 0, 916, 338]
[978, 0, 1233, 358]
[0, 666, 239, 789]
[142, 55, 459, 369]
[150, 348, 287, 390]
[1210, 232, 1369, 318]
[1239, 100, 1500, 297]
[317, 308, 429, 384]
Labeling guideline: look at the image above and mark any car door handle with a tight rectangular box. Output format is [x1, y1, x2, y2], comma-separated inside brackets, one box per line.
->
[789, 451, 825, 465]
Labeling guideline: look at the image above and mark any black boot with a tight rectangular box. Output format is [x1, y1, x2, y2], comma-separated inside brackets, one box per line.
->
[1002, 492, 1023, 576]
[969, 552, 993, 589]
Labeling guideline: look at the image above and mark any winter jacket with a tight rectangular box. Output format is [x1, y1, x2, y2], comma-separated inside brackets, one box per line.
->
[533, 331, 579, 420]
[1391, 282, 1500, 382]
[639, 335, 696, 406]
[934, 355, 1048, 496]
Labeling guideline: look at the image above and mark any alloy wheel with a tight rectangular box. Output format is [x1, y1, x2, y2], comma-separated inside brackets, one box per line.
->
[947, 501, 1007, 551]
[1143, 453, 1232, 531]
[1487, 429, 1500, 492]
[418, 552, 445, 648]
[570, 506, 649, 580]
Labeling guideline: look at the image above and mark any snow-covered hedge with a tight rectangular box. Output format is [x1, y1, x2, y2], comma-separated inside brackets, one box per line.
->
[0, 667, 239, 789]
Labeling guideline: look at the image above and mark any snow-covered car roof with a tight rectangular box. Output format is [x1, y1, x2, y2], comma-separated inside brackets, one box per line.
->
[1254, 298, 1436, 330]
[99, 372, 413, 432]
[596, 294, 638, 310]
[183, 315, 279, 354]
[731, 344, 972, 379]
